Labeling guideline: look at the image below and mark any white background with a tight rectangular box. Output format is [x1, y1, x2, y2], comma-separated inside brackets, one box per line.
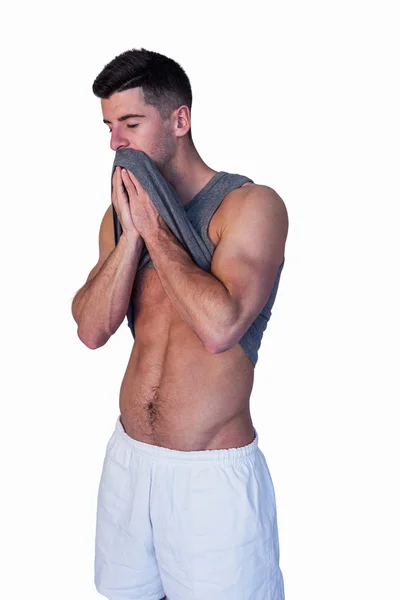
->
[1, 1, 399, 598]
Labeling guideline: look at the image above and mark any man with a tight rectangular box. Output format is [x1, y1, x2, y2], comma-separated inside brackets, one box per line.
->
[72, 48, 288, 600]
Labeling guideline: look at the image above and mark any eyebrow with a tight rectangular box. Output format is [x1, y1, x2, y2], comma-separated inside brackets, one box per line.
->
[103, 113, 146, 124]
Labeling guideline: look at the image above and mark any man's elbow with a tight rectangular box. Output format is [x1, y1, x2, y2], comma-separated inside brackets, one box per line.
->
[207, 338, 235, 356]
[77, 326, 111, 350]
[204, 328, 236, 356]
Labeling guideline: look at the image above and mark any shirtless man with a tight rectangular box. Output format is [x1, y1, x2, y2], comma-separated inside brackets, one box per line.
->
[72, 48, 288, 600]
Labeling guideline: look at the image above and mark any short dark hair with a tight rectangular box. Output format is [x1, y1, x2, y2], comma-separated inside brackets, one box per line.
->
[92, 48, 193, 140]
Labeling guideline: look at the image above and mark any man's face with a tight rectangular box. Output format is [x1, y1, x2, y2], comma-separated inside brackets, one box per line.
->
[101, 87, 176, 170]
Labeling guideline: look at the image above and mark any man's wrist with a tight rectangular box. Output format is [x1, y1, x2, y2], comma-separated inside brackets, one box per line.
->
[120, 231, 145, 253]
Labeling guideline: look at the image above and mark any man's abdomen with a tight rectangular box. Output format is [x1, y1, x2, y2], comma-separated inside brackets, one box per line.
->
[118, 321, 255, 451]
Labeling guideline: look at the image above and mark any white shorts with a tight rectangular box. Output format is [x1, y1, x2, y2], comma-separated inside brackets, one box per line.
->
[94, 415, 284, 600]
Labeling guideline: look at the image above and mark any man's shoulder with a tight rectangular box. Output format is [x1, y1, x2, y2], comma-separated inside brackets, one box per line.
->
[223, 182, 287, 223]
[211, 181, 288, 249]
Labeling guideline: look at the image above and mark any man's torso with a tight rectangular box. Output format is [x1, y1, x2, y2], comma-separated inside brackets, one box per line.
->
[119, 181, 257, 451]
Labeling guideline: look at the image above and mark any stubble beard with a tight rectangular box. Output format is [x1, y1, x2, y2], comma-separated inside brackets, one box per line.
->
[148, 123, 177, 176]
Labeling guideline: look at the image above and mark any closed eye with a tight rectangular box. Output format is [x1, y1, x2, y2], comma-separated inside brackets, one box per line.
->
[108, 124, 139, 133]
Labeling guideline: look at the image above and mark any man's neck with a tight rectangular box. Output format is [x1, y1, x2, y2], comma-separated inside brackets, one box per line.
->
[159, 144, 219, 207]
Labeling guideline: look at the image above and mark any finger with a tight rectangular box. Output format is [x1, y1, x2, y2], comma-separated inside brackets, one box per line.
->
[115, 170, 132, 222]
[112, 167, 123, 196]
[112, 166, 121, 184]
[115, 168, 129, 196]
[117, 169, 130, 200]
[111, 168, 119, 206]
[125, 169, 143, 191]
[121, 168, 138, 195]
[116, 167, 124, 186]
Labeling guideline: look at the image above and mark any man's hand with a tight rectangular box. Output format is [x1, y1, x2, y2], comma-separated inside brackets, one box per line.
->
[112, 166, 142, 243]
[121, 167, 165, 239]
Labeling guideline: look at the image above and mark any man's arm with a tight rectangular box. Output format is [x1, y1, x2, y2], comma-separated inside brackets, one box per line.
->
[71, 204, 144, 349]
[141, 185, 288, 354]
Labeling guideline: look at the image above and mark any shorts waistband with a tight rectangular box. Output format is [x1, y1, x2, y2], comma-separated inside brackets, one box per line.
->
[113, 415, 259, 464]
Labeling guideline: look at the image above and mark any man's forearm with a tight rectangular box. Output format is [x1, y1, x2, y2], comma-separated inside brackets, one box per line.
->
[143, 221, 234, 352]
[72, 234, 144, 348]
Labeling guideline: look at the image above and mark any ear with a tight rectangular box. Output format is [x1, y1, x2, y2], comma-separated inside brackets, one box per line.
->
[174, 105, 191, 138]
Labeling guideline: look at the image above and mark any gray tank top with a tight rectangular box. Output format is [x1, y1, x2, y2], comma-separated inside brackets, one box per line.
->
[111, 149, 284, 367]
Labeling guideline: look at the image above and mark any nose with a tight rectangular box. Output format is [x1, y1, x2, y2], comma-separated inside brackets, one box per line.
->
[110, 130, 130, 151]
